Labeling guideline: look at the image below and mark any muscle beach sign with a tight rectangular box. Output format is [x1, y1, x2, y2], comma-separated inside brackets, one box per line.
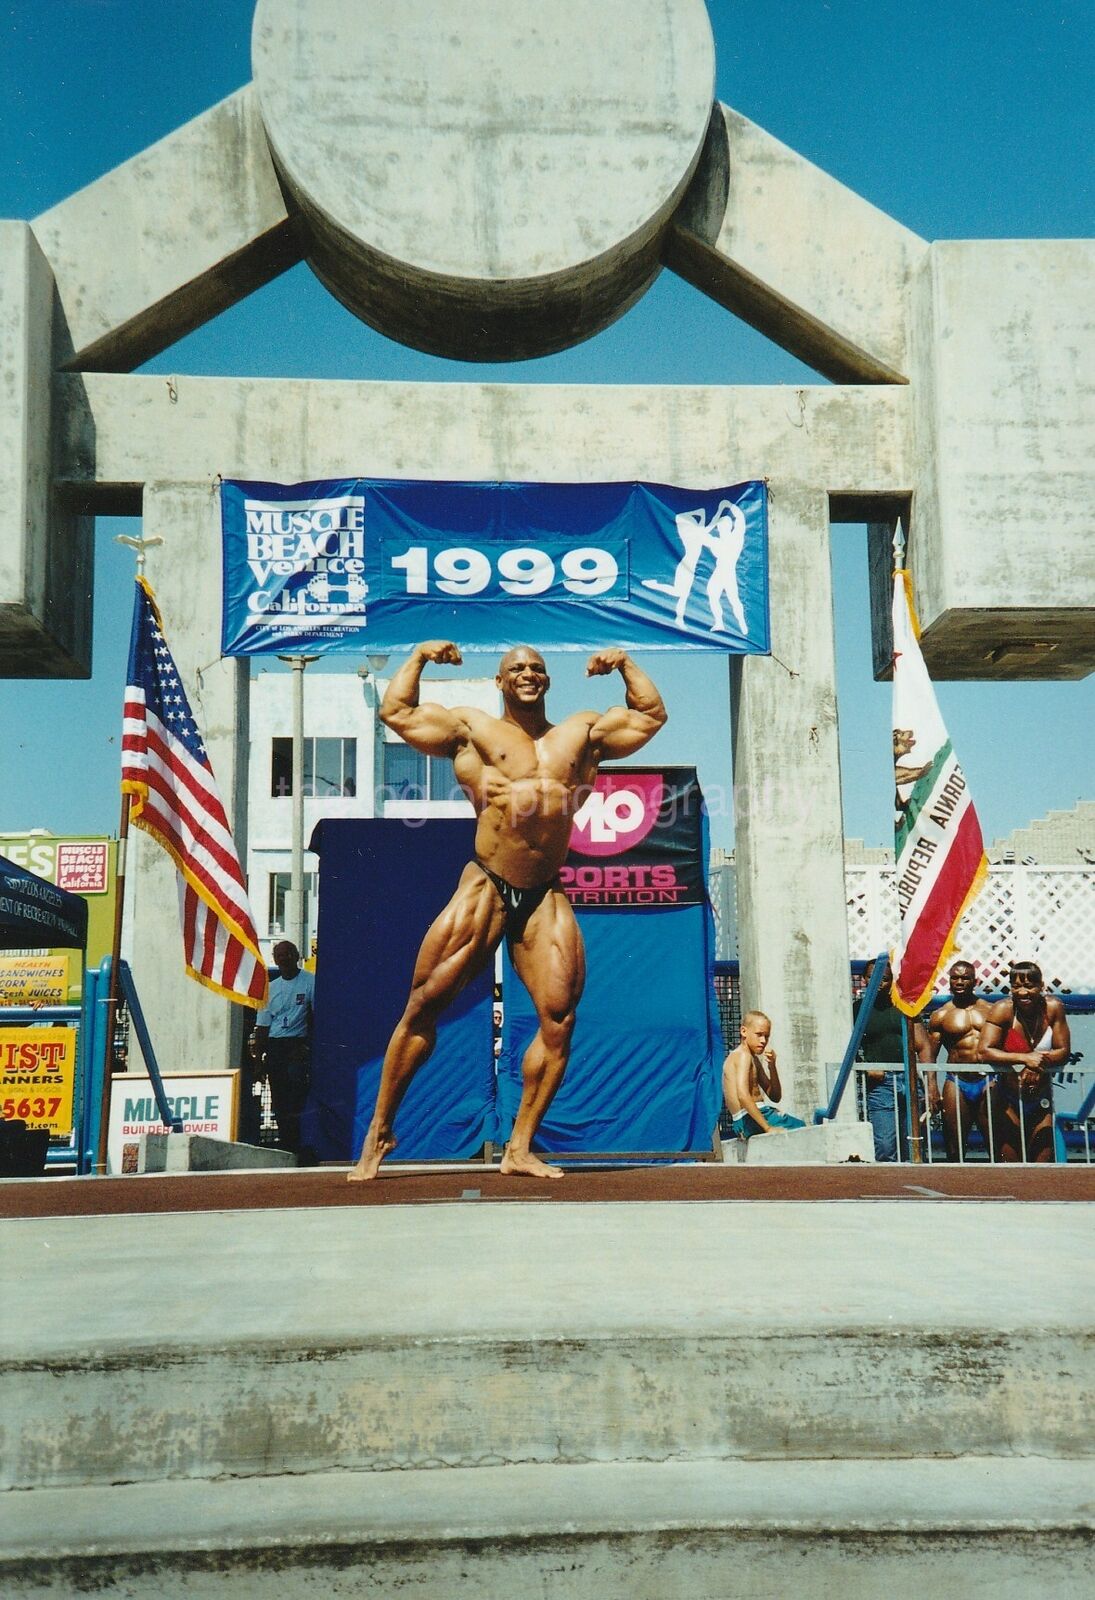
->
[220, 478, 769, 656]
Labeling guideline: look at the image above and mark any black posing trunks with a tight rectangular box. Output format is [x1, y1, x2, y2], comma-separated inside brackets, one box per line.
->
[476, 859, 557, 946]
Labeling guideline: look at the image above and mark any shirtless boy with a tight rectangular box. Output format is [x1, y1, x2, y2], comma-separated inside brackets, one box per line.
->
[978, 961, 1071, 1163]
[722, 1011, 804, 1140]
[919, 960, 997, 1161]
[348, 641, 666, 1181]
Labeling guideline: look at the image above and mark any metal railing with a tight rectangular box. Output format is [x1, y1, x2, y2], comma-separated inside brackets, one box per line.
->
[825, 1059, 1093, 1164]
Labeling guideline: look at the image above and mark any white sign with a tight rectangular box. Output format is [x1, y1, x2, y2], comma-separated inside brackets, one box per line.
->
[107, 1070, 239, 1174]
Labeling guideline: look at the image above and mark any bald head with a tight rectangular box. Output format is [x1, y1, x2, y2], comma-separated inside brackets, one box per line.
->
[498, 645, 546, 674]
[496, 646, 550, 712]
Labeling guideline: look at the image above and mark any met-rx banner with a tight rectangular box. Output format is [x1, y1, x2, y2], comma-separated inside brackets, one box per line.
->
[562, 767, 706, 909]
[220, 478, 768, 656]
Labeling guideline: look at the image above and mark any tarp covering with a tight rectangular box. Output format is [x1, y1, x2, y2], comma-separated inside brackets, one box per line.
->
[302, 819, 493, 1162]
[0, 854, 88, 951]
[304, 770, 721, 1160]
[498, 774, 722, 1152]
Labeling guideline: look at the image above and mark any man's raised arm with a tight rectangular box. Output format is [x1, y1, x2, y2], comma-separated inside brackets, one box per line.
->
[586, 649, 668, 758]
[379, 641, 468, 756]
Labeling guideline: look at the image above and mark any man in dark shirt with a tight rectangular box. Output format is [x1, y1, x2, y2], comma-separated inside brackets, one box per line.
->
[853, 959, 910, 1161]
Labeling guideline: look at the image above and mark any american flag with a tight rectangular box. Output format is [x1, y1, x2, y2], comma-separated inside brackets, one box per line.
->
[122, 578, 268, 1008]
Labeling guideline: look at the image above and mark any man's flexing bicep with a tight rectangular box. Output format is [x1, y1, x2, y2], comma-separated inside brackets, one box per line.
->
[588, 703, 666, 759]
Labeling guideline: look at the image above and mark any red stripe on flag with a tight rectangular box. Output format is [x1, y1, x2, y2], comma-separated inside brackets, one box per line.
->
[136, 795, 251, 921]
[124, 585, 266, 1007]
[220, 931, 243, 993]
[896, 805, 985, 1006]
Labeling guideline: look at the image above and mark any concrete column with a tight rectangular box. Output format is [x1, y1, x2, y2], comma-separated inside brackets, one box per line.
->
[730, 485, 851, 1118]
[0, 222, 91, 676]
[125, 482, 250, 1075]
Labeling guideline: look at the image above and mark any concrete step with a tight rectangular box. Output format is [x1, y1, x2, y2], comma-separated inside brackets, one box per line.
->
[4, 1202, 1093, 1489]
[3, 1458, 1092, 1599]
[7, 1322, 1092, 1490]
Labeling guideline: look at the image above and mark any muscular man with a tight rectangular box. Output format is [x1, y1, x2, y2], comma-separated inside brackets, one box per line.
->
[348, 641, 666, 1181]
[918, 960, 997, 1162]
[979, 961, 1071, 1163]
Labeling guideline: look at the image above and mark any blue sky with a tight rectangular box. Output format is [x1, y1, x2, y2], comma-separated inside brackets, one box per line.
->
[1, 0, 1092, 852]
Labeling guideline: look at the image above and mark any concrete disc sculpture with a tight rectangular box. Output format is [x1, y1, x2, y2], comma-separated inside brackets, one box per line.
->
[252, 0, 716, 358]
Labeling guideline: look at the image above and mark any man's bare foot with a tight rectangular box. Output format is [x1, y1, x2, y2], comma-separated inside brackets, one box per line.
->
[500, 1145, 565, 1179]
[347, 1125, 397, 1182]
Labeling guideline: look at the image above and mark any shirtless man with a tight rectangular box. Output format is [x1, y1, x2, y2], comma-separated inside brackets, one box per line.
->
[722, 1011, 804, 1140]
[348, 641, 667, 1181]
[978, 961, 1071, 1163]
[918, 960, 997, 1162]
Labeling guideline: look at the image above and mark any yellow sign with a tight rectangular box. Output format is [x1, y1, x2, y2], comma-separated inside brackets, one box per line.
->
[0, 1026, 76, 1136]
[0, 954, 70, 1008]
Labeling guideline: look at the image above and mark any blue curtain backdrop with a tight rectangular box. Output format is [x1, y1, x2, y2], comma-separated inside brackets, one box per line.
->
[303, 809, 722, 1162]
[497, 772, 722, 1153]
[497, 896, 722, 1154]
[302, 819, 494, 1161]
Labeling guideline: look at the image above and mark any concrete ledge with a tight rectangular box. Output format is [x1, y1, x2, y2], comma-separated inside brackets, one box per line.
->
[137, 1134, 296, 1173]
[723, 1123, 876, 1164]
[6, 1324, 1091, 1489]
[3, 1459, 1091, 1599]
[4, 1202, 1091, 1490]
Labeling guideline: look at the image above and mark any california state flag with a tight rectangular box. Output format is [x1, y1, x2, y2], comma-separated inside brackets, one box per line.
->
[890, 570, 988, 1014]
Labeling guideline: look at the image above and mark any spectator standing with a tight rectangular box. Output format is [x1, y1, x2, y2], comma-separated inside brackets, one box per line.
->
[979, 961, 1070, 1163]
[853, 959, 911, 1161]
[252, 940, 315, 1157]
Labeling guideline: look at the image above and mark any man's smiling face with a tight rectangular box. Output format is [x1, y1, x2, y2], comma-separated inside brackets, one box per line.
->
[497, 647, 550, 706]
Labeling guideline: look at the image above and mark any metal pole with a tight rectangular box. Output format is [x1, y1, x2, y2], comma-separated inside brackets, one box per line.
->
[98, 533, 164, 1174]
[278, 655, 318, 959]
[904, 1013, 923, 1163]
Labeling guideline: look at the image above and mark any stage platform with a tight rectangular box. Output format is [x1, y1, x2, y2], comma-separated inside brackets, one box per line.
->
[1, 1157, 1092, 1218]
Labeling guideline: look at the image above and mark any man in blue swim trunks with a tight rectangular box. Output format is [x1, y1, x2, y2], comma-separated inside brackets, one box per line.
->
[919, 960, 997, 1162]
[348, 640, 667, 1181]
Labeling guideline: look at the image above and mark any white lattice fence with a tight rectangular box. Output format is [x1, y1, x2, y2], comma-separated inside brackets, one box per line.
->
[845, 865, 1095, 995]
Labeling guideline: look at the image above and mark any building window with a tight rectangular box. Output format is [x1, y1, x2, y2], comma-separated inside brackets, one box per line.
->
[271, 737, 357, 798]
[380, 743, 462, 804]
[267, 872, 317, 940]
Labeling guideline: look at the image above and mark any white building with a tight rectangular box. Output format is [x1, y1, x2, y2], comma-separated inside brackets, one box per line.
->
[247, 665, 500, 960]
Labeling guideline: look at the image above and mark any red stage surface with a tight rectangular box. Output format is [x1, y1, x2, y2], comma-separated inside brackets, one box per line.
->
[2, 1161, 1092, 1218]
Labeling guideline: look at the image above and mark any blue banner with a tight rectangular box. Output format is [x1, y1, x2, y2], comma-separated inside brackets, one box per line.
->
[220, 477, 768, 656]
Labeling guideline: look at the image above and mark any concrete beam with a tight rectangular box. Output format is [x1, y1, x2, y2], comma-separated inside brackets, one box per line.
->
[54, 374, 912, 489]
[899, 240, 1095, 680]
[0, 223, 91, 677]
[32, 88, 301, 373]
[665, 104, 928, 385]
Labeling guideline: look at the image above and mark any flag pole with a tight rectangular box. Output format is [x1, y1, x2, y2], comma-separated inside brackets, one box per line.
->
[892, 516, 923, 1163]
[95, 534, 163, 1174]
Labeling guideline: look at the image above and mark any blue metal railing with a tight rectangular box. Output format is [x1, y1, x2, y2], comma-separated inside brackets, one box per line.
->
[813, 951, 893, 1125]
[77, 956, 183, 1174]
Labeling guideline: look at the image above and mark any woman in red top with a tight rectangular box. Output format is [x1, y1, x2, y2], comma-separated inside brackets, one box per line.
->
[979, 962, 1071, 1162]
